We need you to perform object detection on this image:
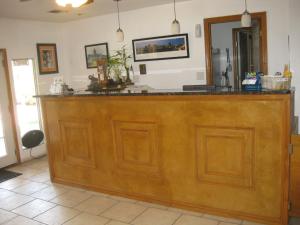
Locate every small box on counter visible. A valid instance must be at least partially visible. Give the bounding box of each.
[242,72,262,91]
[261,75,291,90]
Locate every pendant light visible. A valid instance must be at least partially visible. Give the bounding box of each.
[241,0,251,27]
[56,0,88,8]
[114,0,124,42]
[171,0,180,34]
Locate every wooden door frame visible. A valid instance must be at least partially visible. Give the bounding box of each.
[0,49,21,163]
[204,12,268,85]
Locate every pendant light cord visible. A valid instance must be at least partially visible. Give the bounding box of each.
[244,0,248,11]
[173,0,177,21]
[117,0,121,29]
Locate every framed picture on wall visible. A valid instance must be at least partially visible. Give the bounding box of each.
[37,43,59,75]
[85,43,109,69]
[132,33,190,62]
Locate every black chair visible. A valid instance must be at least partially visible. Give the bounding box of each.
[22,130,44,158]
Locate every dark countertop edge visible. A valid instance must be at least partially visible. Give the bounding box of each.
[35,89,292,98]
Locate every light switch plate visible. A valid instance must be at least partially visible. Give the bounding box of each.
[196,71,205,80]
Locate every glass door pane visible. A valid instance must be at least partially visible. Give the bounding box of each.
[11,59,42,137]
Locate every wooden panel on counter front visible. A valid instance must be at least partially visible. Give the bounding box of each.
[290,135,300,217]
[40,94,291,225]
[59,119,96,168]
[195,126,254,188]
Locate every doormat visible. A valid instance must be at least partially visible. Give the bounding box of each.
[0,169,22,183]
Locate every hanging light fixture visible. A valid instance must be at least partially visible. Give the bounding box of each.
[56,0,88,8]
[241,0,251,27]
[114,0,124,42]
[171,0,180,34]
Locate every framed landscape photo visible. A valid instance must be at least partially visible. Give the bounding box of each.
[37,43,59,75]
[85,43,109,69]
[132,33,189,62]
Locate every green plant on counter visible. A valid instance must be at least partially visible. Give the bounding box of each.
[107,55,122,82]
[115,45,132,71]
[107,45,133,83]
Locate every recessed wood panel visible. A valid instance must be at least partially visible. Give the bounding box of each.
[60,120,96,168]
[113,120,161,179]
[195,126,254,188]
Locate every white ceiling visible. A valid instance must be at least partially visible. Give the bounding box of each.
[0,0,189,23]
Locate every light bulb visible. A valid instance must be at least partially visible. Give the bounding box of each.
[116,28,124,42]
[56,0,88,8]
[171,20,180,34]
[241,11,251,27]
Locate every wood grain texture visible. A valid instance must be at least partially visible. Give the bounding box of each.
[195,126,254,188]
[59,119,96,168]
[290,135,300,217]
[40,94,291,225]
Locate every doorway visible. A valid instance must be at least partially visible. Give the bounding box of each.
[11,59,42,137]
[0,50,20,168]
[204,12,268,88]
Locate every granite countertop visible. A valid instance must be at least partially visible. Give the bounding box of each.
[36,86,292,98]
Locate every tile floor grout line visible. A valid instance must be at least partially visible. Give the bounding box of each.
[167,207,204,218]
[103,218,113,225]
[97,200,121,216]
[2,198,36,212]
[0,211,18,225]
[100,215,135,225]
[4,186,50,200]
[16,207,55,221]
[30,189,69,201]
[22,202,58,220]
[57,210,82,225]
[128,205,149,224]
[171,213,183,225]
[3,215,49,225]
[46,190,89,206]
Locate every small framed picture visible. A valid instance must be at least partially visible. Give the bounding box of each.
[85,43,109,69]
[37,43,59,75]
[132,34,190,62]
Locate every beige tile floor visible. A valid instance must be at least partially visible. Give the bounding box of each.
[0,157,298,225]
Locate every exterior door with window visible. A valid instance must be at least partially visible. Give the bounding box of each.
[0,51,17,168]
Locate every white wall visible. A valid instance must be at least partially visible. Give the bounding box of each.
[62,1,205,90]
[289,0,300,132]
[0,18,67,94]
[0,18,66,161]
[61,0,290,90]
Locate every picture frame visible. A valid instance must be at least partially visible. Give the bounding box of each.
[37,43,59,75]
[85,43,109,69]
[132,33,189,62]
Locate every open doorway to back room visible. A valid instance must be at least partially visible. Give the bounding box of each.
[11,59,43,140]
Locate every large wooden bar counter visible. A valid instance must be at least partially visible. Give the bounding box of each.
[38,89,292,225]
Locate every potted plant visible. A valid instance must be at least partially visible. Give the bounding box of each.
[107,55,123,84]
[114,45,133,84]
